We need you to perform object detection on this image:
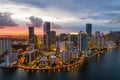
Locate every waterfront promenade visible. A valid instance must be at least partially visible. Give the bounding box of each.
[18,55,85,71]
[0,56,85,72]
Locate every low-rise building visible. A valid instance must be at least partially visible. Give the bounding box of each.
[40,56,48,66]
[50,55,57,66]
[60,51,70,63]
[60,50,80,64]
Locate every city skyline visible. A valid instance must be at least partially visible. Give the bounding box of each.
[0,0,120,35]
[0,1,120,80]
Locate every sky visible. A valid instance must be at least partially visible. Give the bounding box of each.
[0,0,120,35]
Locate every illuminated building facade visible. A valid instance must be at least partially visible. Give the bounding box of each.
[59,41,66,52]
[34,35,43,48]
[92,31,106,49]
[68,32,79,49]
[88,38,94,50]
[93,33,105,49]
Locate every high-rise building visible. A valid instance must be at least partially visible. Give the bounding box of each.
[93,31,105,49]
[51,31,56,44]
[51,31,56,51]
[29,27,35,51]
[108,31,120,45]
[86,23,92,37]
[43,22,51,49]
[93,37,105,49]
[34,35,43,48]
[56,37,60,52]
[60,33,68,42]
[93,37,100,49]
[66,41,74,51]
[79,32,88,53]
[93,31,101,49]
[0,38,12,55]
[59,41,66,52]
[68,32,79,49]
[29,27,34,44]
[88,38,94,50]
[95,31,100,38]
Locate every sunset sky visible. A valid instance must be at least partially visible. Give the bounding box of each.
[0,0,120,35]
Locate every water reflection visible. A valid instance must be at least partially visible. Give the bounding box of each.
[0,68,2,78]
[11,69,28,80]
[67,68,79,80]
[97,53,101,62]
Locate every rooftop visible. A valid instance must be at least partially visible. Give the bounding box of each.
[50,55,57,59]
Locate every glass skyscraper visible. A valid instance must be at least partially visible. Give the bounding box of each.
[43,22,51,49]
[86,23,92,37]
[51,31,56,44]
[29,27,35,50]
[79,32,88,53]
[29,27,34,44]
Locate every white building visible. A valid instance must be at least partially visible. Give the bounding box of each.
[50,55,57,65]
[40,56,47,66]
[0,38,12,55]
[28,49,37,62]
[5,55,10,66]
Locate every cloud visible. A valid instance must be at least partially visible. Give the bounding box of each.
[12,0,120,13]
[10,0,46,8]
[51,23,61,29]
[28,16,43,27]
[1,0,120,33]
[106,17,120,24]
[0,12,18,27]
[27,16,61,29]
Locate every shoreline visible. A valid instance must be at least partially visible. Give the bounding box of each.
[0,48,109,71]
[0,56,85,71]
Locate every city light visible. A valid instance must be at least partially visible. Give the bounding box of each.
[70,32,78,35]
